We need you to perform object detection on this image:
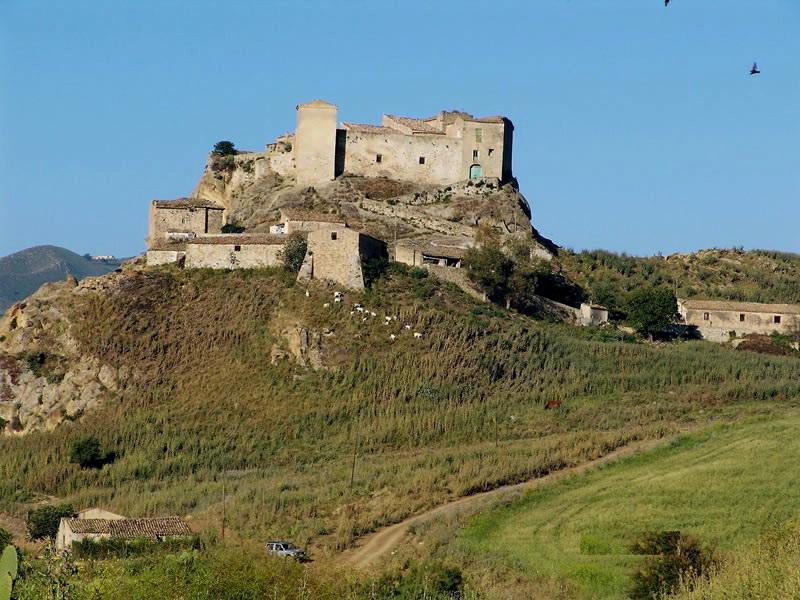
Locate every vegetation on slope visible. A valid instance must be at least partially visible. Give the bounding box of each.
[1,264,799,560]
[557,248,800,315]
[454,414,800,599]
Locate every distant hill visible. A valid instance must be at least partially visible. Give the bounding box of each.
[0,245,123,312]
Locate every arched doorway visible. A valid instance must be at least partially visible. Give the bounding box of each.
[469,164,482,179]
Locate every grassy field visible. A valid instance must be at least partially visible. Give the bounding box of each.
[456,413,800,599]
[1,265,800,560]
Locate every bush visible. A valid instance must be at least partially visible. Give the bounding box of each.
[464,244,513,303]
[626,287,678,339]
[221,223,245,234]
[629,530,717,599]
[279,233,307,273]
[211,140,236,156]
[0,528,11,551]
[68,435,109,469]
[73,535,201,559]
[27,504,75,540]
[369,561,464,598]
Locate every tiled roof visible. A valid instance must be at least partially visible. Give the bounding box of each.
[148,241,187,251]
[280,209,346,223]
[188,234,292,245]
[342,123,396,134]
[682,299,800,315]
[65,516,192,538]
[385,115,444,134]
[153,198,225,210]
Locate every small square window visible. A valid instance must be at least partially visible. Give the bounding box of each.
[331,231,337,240]
[376,154,382,163]
[739,314,745,322]
[774,315,781,324]
[475,128,482,142]
[419,156,425,165]
[473,149,479,160]
[488,148,494,156]
[703,312,709,321]
[234,245,241,252]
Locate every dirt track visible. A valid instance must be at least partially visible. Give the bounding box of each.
[341,436,672,570]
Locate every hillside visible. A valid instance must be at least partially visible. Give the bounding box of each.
[0,245,122,311]
[2,263,799,565]
[558,248,800,313]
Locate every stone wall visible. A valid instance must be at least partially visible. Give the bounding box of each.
[146,250,184,266]
[185,242,284,269]
[341,129,464,185]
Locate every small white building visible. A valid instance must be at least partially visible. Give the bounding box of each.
[579,303,609,326]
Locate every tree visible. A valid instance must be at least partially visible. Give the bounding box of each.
[626,287,678,339]
[221,222,245,234]
[212,140,236,156]
[464,245,513,303]
[27,504,75,540]
[279,233,308,273]
[68,435,104,469]
[0,528,11,551]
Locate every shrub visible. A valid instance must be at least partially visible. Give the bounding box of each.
[625,287,678,339]
[27,504,75,540]
[68,435,108,469]
[464,244,513,303]
[279,233,307,273]
[0,528,11,551]
[24,352,45,375]
[629,530,717,599]
[369,561,464,598]
[221,223,245,234]
[211,140,236,156]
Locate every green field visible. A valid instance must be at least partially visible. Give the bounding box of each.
[457,413,800,599]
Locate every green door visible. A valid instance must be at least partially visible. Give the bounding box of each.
[469,164,482,179]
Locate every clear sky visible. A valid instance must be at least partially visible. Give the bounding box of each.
[1,0,798,258]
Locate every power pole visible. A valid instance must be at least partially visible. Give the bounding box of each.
[350,430,358,490]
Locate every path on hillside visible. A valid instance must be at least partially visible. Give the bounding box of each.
[341,436,675,570]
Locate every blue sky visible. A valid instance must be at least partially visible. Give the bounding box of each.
[1,0,798,258]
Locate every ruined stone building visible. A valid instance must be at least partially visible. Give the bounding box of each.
[267,100,514,187]
[679,299,800,342]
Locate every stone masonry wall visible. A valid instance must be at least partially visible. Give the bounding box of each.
[185,243,284,269]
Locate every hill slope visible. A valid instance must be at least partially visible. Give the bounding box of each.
[0,245,122,311]
[1,264,799,559]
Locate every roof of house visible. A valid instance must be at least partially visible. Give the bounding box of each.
[396,238,470,259]
[280,209,346,223]
[681,299,800,315]
[152,198,225,210]
[341,123,396,134]
[65,516,192,538]
[147,241,187,252]
[384,115,444,135]
[187,234,293,246]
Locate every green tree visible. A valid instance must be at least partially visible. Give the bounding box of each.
[626,287,678,339]
[212,140,236,156]
[69,435,104,469]
[27,504,75,540]
[464,245,513,303]
[221,222,245,234]
[0,529,11,552]
[279,233,308,273]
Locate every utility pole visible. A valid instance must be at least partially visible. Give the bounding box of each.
[350,430,358,490]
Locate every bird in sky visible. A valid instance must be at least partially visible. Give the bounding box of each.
[665,0,670,6]
[750,62,761,75]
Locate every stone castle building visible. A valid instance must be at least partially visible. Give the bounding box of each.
[269,100,514,187]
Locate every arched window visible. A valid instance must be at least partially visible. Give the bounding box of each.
[469,164,482,179]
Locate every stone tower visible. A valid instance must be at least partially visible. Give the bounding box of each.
[295,99,337,188]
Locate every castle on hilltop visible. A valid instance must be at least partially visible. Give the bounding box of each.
[267,100,514,187]
[145,99,523,289]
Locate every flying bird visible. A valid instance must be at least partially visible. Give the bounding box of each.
[750,62,761,75]
[665,0,670,6]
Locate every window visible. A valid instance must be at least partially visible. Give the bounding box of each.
[740,314,745,322]
[234,245,241,252]
[419,156,425,165]
[488,148,494,156]
[330,231,337,240]
[774,315,781,324]
[473,149,479,160]
[475,128,482,142]
[703,312,709,321]
[376,154,382,163]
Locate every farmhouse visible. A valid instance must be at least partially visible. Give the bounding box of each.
[56,515,192,551]
[579,303,609,326]
[394,237,471,268]
[298,227,387,289]
[679,299,800,342]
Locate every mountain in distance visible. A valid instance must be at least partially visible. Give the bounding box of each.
[0,245,125,312]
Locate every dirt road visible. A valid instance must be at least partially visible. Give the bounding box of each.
[341,436,672,569]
